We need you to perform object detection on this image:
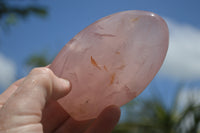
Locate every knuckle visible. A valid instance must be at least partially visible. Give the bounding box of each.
[29,67,54,88]
[31,67,53,77]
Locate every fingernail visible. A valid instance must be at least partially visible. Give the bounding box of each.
[61,79,71,91]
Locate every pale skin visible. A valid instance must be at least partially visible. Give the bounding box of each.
[0,67,121,133]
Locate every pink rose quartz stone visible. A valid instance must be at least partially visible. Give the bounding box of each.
[50,10,169,121]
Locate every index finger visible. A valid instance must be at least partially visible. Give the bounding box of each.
[0,78,24,109]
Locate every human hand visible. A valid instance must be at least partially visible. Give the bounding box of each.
[0,67,121,133]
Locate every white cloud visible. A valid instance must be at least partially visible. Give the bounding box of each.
[178,88,200,108]
[176,88,200,132]
[160,19,200,80]
[0,53,16,89]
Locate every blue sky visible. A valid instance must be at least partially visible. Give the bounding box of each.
[0,0,200,108]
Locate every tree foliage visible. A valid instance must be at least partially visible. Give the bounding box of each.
[0,0,47,30]
[26,53,50,67]
[113,87,200,133]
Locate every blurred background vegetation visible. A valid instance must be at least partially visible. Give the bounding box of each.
[113,89,200,133]
[1,1,200,133]
[0,0,47,32]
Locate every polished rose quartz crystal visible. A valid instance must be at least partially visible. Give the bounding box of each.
[50,10,169,121]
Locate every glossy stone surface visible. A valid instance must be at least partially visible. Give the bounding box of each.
[50,10,169,121]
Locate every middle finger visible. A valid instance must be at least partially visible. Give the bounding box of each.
[42,100,70,133]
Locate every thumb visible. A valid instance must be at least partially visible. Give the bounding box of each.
[0,67,71,131]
